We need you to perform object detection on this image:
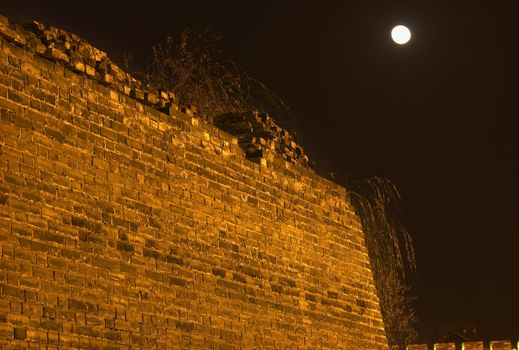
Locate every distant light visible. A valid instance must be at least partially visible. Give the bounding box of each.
[391,25,411,45]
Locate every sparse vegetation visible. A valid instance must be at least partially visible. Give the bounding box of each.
[142,28,300,141]
[347,177,418,348]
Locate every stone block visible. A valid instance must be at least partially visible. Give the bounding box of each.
[490,341,512,350]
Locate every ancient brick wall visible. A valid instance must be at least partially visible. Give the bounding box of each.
[0,16,387,349]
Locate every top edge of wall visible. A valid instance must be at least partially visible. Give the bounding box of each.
[0,14,331,178]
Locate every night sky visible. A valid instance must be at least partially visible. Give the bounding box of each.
[3,0,519,343]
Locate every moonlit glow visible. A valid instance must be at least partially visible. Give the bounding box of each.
[391,25,411,45]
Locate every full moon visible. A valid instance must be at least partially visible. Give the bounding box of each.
[391,25,411,45]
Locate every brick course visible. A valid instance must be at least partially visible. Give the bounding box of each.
[400,340,517,350]
[0,15,387,349]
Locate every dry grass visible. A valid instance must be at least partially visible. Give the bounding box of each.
[347,177,418,347]
[143,28,301,143]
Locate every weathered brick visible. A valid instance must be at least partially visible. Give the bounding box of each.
[142,247,163,261]
[68,298,87,312]
[212,268,226,278]
[166,255,183,266]
[44,231,66,245]
[1,284,25,300]
[103,329,121,342]
[18,237,48,252]
[176,321,194,332]
[73,324,101,338]
[0,16,389,350]
[232,273,246,284]
[8,90,29,105]
[13,327,26,340]
[12,115,32,129]
[44,127,65,142]
[116,240,134,253]
[4,174,24,186]
[40,318,62,332]
[168,276,187,287]
[0,323,11,340]
[71,216,89,228]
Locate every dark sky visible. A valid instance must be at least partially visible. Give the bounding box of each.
[3,0,519,343]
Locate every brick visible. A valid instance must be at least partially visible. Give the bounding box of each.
[19,277,40,290]
[212,268,226,278]
[13,327,26,340]
[4,174,24,186]
[59,333,79,347]
[142,247,164,261]
[166,255,183,266]
[68,299,88,312]
[45,47,69,63]
[490,341,512,350]
[47,331,59,345]
[100,126,118,141]
[85,64,96,77]
[74,61,85,72]
[168,276,186,287]
[18,238,49,252]
[116,240,134,253]
[0,259,19,272]
[41,206,60,219]
[7,90,29,105]
[175,321,194,332]
[43,306,56,319]
[44,127,65,142]
[71,216,89,228]
[73,324,101,338]
[60,248,80,260]
[103,330,121,342]
[232,273,246,284]
[0,323,11,339]
[113,320,132,332]
[40,318,62,332]
[1,284,25,300]
[12,114,32,129]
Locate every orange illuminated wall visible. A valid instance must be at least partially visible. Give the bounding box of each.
[0,15,387,349]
